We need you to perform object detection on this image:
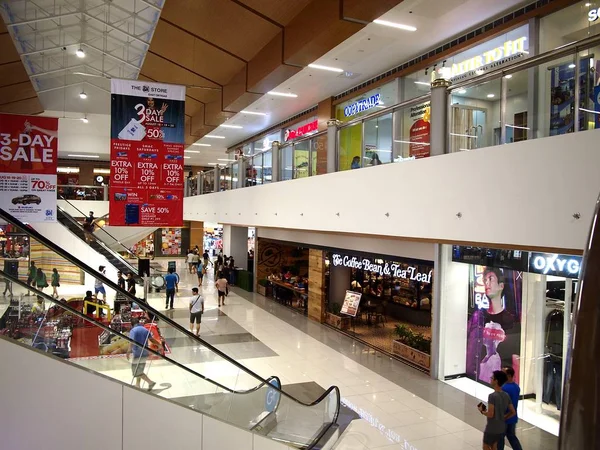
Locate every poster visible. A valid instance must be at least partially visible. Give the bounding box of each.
[408,102,431,158]
[341,290,362,317]
[549,58,591,135]
[0,114,58,223]
[466,266,522,384]
[109,79,185,226]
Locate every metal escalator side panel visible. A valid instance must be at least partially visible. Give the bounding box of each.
[559,195,600,449]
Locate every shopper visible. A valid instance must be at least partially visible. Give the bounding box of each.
[478,370,516,450]
[164,268,179,309]
[2,275,12,297]
[32,295,45,314]
[370,153,382,166]
[187,249,195,274]
[83,211,96,243]
[351,156,361,169]
[127,317,163,391]
[84,290,96,315]
[196,259,205,286]
[114,271,127,313]
[51,268,60,298]
[94,266,107,301]
[215,272,228,307]
[203,249,209,261]
[191,251,199,273]
[189,287,204,336]
[27,261,37,292]
[126,273,136,297]
[35,267,49,292]
[498,367,523,450]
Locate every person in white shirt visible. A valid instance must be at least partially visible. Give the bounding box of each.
[189,287,204,336]
[186,250,195,274]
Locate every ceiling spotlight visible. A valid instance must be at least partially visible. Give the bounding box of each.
[373,19,417,32]
[240,110,267,116]
[585,2,592,6]
[76,47,85,58]
[81,116,88,124]
[220,124,243,129]
[268,91,298,98]
[504,74,513,79]
[487,94,495,98]
[308,63,344,73]
[568,63,576,69]
[79,91,87,99]
[457,89,467,94]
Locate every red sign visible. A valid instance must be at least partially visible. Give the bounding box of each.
[284,119,318,141]
[109,79,185,227]
[409,118,430,159]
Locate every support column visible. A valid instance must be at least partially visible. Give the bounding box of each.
[222,225,248,270]
[429,78,451,156]
[189,221,204,250]
[326,119,339,173]
[214,167,220,192]
[198,173,204,195]
[308,249,326,323]
[271,140,280,183]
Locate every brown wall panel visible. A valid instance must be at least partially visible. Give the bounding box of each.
[0,62,29,86]
[0,81,37,105]
[193,38,246,86]
[237,0,313,26]
[150,20,195,69]
[0,34,20,65]
[222,68,248,110]
[0,97,43,115]
[247,33,302,93]
[317,97,333,131]
[342,0,404,22]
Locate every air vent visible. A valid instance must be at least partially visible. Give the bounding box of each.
[334,0,555,101]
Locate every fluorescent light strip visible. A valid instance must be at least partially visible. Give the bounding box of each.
[373,19,417,31]
[580,107,600,115]
[268,91,298,98]
[217,159,236,162]
[394,140,431,145]
[308,63,344,73]
[414,81,430,86]
[240,111,267,116]
[450,133,477,138]
[220,124,243,129]
[505,124,530,130]
[184,156,191,159]
[192,143,211,147]
[185,150,200,153]
[205,135,226,139]
[68,154,99,158]
[208,163,219,165]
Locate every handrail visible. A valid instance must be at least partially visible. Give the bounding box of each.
[0,207,341,413]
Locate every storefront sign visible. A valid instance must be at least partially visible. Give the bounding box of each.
[284,119,318,141]
[331,253,432,283]
[109,79,185,226]
[529,252,582,278]
[589,8,600,22]
[0,114,58,222]
[343,93,381,117]
[408,102,431,158]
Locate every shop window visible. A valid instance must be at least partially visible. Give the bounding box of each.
[311,138,318,176]
[577,49,600,132]
[231,162,239,189]
[254,153,263,185]
[293,140,310,178]
[338,123,362,171]
[504,69,530,143]
[280,144,293,181]
[263,150,272,184]
[364,113,393,166]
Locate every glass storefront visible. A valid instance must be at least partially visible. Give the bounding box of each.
[439,245,581,437]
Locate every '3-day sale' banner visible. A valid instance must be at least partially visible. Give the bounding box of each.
[0,114,58,223]
[109,79,185,226]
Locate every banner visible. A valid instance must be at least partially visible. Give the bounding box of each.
[408,102,431,159]
[109,79,185,226]
[0,114,58,222]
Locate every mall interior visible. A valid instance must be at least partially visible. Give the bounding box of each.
[1,0,600,449]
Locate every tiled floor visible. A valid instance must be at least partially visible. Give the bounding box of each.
[2,258,559,449]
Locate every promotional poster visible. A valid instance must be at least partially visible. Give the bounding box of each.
[109,79,185,226]
[466,265,523,384]
[0,113,58,223]
[408,102,431,158]
[549,58,592,135]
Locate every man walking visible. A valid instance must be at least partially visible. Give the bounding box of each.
[189,287,204,336]
[499,367,523,450]
[164,267,179,309]
[479,370,516,450]
[127,317,163,390]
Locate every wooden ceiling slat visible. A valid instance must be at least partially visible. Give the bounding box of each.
[235,0,313,26]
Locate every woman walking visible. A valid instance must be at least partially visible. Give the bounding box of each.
[35,267,49,293]
[51,268,60,298]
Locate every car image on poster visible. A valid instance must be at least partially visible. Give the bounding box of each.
[109,79,185,227]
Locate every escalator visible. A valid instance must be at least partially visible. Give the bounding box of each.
[55,200,139,277]
[0,208,340,449]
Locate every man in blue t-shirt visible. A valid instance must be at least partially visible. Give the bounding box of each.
[164,268,179,310]
[127,317,163,390]
[499,366,523,450]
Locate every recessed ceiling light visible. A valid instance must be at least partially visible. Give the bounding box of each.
[373,19,417,32]
[585,2,592,6]
[81,116,88,123]
[184,156,191,159]
[268,91,298,98]
[217,158,236,162]
[475,69,485,75]
[220,124,243,129]
[76,47,85,58]
[308,63,344,73]
[457,89,467,94]
[240,110,267,116]
[205,135,226,139]
[568,63,576,69]
[68,154,99,158]
[185,150,200,153]
[487,94,495,98]
[504,74,513,79]
[192,143,211,147]
[414,81,430,86]
[79,91,87,99]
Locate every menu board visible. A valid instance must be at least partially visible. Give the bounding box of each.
[341,290,362,317]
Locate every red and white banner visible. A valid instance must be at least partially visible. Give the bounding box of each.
[409,102,431,159]
[0,114,58,222]
[284,119,318,142]
[109,79,186,226]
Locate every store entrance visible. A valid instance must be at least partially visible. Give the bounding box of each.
[450,105,488,152]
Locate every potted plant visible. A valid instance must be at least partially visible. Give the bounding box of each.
[325,302,351,331]
[257,279,272,297]
[392,324,431,371]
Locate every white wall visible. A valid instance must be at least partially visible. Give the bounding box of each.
[0,338,293,450]
[44,111,111,158]
[223,225,249,270]
[257,228,434,262]
[185,129,600,252]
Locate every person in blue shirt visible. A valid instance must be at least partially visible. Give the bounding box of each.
[127,317,163,390]
[196,259,205,286]
[164,268,179,310]
[350,156,361,169]
[499,366,523,450]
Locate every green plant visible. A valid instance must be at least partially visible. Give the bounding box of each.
[411,332,432,354]
[394,324,413,344]
[258,279,269,287]
[394,324,431,354]
[329,302,342,315]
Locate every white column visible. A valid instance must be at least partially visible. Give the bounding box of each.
[271,140,280,183]
[222,225,248,270]
[430,78,451,156]
[326,119,339,173]
[214,167,220,192]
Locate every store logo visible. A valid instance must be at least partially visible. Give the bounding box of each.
[529,252,581,278]
[284,119,318,141]
[331,253,432,283]
[343,93,381,117]
[589,8,600,22]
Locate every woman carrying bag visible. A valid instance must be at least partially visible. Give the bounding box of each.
[51,268,60,298]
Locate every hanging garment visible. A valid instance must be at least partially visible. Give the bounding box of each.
[542,308,564,409]
[543,359,562,410]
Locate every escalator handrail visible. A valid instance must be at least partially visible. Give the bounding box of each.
[57,196,136,258]
[0,270,283,398]
[56,205,139,275]
[0,208,341,414]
